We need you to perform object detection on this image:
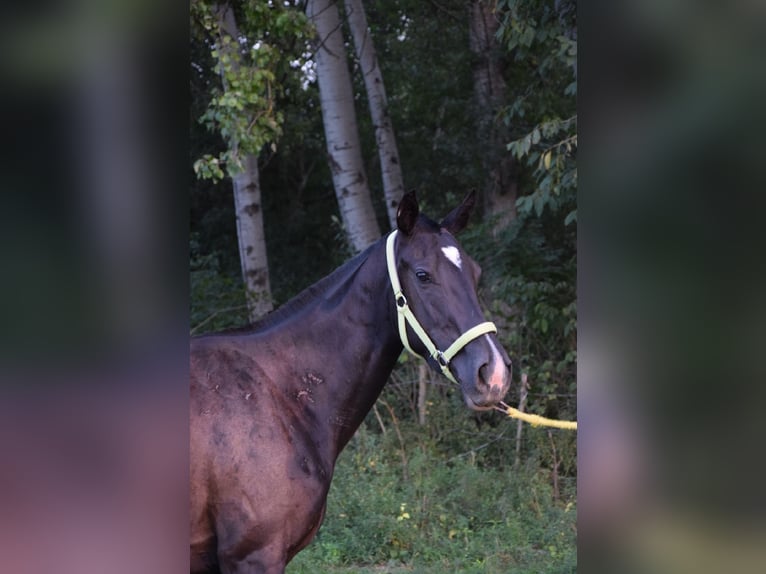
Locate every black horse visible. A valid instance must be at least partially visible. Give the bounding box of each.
[190,191,511,573]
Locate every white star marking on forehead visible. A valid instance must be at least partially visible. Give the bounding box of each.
[441,246,462,269]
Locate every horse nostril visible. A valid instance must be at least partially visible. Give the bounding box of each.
[479,361,507,395]
[478,363,489,386]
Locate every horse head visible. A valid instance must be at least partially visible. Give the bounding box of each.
[388,191,512,410]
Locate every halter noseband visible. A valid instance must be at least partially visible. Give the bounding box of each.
[385,230,498,385]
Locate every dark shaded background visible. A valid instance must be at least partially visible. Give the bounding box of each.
[579,1,766,571]
[0,2,190,573]
[0,1,764,572]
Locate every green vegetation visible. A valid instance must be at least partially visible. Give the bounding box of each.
[288,419,575,574]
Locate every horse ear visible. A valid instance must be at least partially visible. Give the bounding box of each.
[440,190,476,234]
[396,190,419,235]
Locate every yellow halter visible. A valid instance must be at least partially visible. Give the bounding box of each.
[385,230,497,384]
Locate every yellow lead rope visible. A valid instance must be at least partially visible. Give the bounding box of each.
[497,402,578,430]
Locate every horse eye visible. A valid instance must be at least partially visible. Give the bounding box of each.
[416,270,431,283]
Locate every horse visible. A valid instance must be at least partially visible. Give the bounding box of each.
[190,191,512,573]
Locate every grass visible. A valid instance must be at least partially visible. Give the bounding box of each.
[287,424,576,574]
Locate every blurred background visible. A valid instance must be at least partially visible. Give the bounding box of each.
[580,0,766,572]
[0,1,189,573]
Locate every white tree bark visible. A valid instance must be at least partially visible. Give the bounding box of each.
[307,0,381,252]
[215,3,273,321]
[231,154,272,321]
[344,0,404,230]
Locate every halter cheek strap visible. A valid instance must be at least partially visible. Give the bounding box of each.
[385,230,498,385]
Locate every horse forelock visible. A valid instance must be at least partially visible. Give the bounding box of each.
[416,214,441,233]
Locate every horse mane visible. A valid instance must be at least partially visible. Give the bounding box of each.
[211,219,446,337]
[245,239,380,333]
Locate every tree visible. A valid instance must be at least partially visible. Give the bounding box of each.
[469,0,518,227]
[346,1,484,220]
[307,0,381,253]
[192,1,310,322]
[344,0,404,230]
[193,3,272,321]
[213,3,273,322]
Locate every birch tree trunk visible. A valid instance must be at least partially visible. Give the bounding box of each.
[469,0,517,228]
[214,3,273,321]
[307,0,381,252]
[344,0,404,230]
[231,154,272,320]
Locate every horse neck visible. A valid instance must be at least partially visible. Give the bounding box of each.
[272,237,403,454]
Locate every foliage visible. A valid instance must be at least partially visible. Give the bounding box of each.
[507,115,577,222]
[191,0,311,180]
[490,0,577,439]
[190,0,329,325]
[478,0,577,454]
[190,232,249,333]
[496,0,577,223]
[288,423,576,574]
[462,213,577,440]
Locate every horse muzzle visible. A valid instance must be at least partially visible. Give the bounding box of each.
[460,339,512,411]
